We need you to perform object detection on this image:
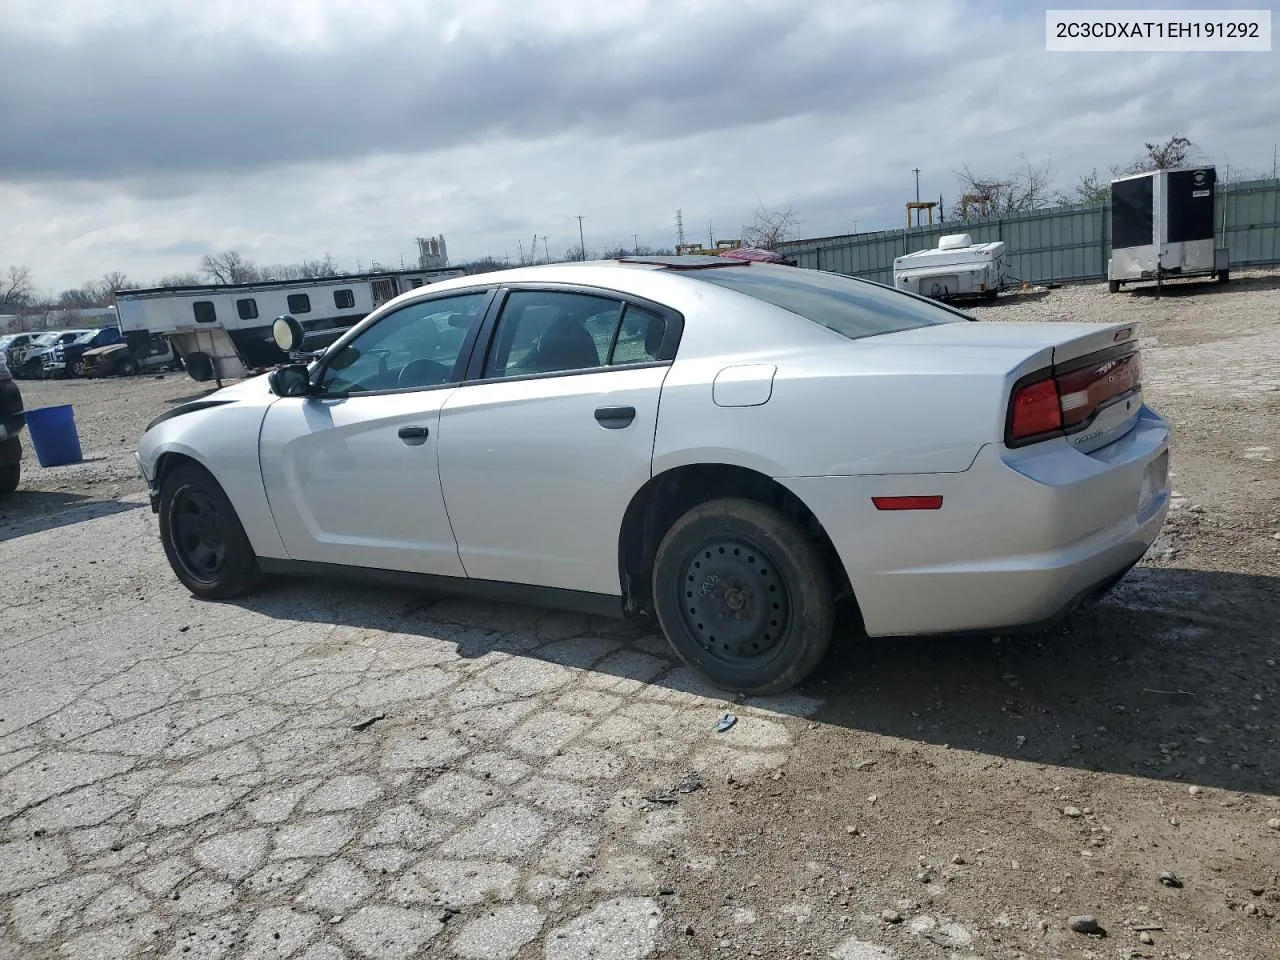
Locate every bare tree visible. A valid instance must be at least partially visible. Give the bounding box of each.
[457,257,508,276]
[1056,168,1110,207]
[57,285,101,307]
[98,271,132,302]
[954,156,1055,220]
[0,266,34,310]
[1114,135,1202,175]
[200,250,261,284]
[740,204,799,250]
[154,272,204,287]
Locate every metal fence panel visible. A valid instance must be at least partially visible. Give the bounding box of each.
[780,178,1280,284]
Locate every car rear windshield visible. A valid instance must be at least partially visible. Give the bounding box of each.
[689,265,967,340]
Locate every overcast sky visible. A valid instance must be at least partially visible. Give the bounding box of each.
[1,0,1276,294]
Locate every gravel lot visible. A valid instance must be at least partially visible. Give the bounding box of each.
[1,272,1277,959]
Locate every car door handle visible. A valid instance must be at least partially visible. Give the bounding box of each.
[397,425,430,444]
[594,405,636,429]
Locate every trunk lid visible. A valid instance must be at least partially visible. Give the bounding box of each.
[872,319,1144,454]
[873,319,1138,370]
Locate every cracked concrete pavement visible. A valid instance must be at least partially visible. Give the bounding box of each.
[0,501,821,959]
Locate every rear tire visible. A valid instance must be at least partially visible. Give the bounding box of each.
[0,441,20,496]
[1217,269,1229,284]
[651,497,834,695]
[159,462,261,600]
[1108,280,1121,293]
[120,356,138,376]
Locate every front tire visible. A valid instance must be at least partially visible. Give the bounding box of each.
[71,359,87,377]
[159,462,261,600]
[651,498,834,695]
[1108,280,1121,293]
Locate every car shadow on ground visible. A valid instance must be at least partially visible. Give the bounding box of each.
[1127,273,1280,298]
[970,288,1055,309]
[0,492,141,541]
[233,564,1278,797]
[817,565,1279,797]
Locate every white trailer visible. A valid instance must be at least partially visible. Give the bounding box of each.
[892,234,1006,301]
[1107,166,1228,292]
[115,268,464,384]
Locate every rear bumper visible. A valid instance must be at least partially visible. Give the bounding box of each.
[781,406,1170,637]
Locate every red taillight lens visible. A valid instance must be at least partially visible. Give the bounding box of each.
[1009,378,1062,442]
[1056,351,1141,428]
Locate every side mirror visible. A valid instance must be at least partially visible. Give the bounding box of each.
[268,363,313,398]
[272,315,306,354]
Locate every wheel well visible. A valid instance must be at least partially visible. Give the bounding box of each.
[618,463,855,618]
[153,451,202,489]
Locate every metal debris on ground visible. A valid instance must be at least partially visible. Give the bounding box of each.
[350,713,386,731]
[1158,871,1183,888]
[716,712,738,733]
[643,771,704,805]
[641,790,679,805]
[676,772,703,794]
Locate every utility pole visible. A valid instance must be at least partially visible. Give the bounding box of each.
[912,167,921,202]
[675,209,686,248]
[543,236,551,263]
[576,216,586,261]
[633,234,639,255]
[708,221,714,247]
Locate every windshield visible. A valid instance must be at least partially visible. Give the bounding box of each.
[688,264,969,341]
[73,331,96,344]
[0,335,14,350]
[35,333,61,345]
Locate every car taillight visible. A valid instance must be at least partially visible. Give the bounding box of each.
[1057,352,1141,428]
[1007,349,1141,447]
[1009,378,1062,442]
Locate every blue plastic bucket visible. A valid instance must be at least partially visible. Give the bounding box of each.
[25,404,83,468]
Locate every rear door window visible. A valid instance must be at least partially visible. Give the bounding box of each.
[689,265,966,341]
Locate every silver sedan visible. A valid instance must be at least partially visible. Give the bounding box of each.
[137,258,1170,694]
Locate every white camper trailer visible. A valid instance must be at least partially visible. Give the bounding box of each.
[892,234,1006,301]
[1107,166,1229,292]
[115,268,463,384]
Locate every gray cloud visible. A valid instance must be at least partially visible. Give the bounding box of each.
[0,5,953,180]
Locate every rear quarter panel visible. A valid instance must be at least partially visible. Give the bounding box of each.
[652,341,1038,478]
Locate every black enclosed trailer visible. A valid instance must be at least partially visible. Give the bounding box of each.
[1107,166,1229,292]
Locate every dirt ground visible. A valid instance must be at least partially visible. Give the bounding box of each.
[1,272,1277,960]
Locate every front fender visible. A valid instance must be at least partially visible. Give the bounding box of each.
[138,390,287,559]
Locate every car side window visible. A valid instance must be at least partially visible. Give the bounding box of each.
[608,304,667,365]
[319,291,489,394]
[483,290,632,379]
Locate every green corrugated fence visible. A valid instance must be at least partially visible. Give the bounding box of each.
[777,177,1280,285]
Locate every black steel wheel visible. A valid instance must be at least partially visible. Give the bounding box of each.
[159,462,261,599]
[652,498,834,695]
[678,537,791,666]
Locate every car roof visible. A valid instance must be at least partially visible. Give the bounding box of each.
[366,259,848,362]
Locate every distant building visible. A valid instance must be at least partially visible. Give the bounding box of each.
[417,235,449,269]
